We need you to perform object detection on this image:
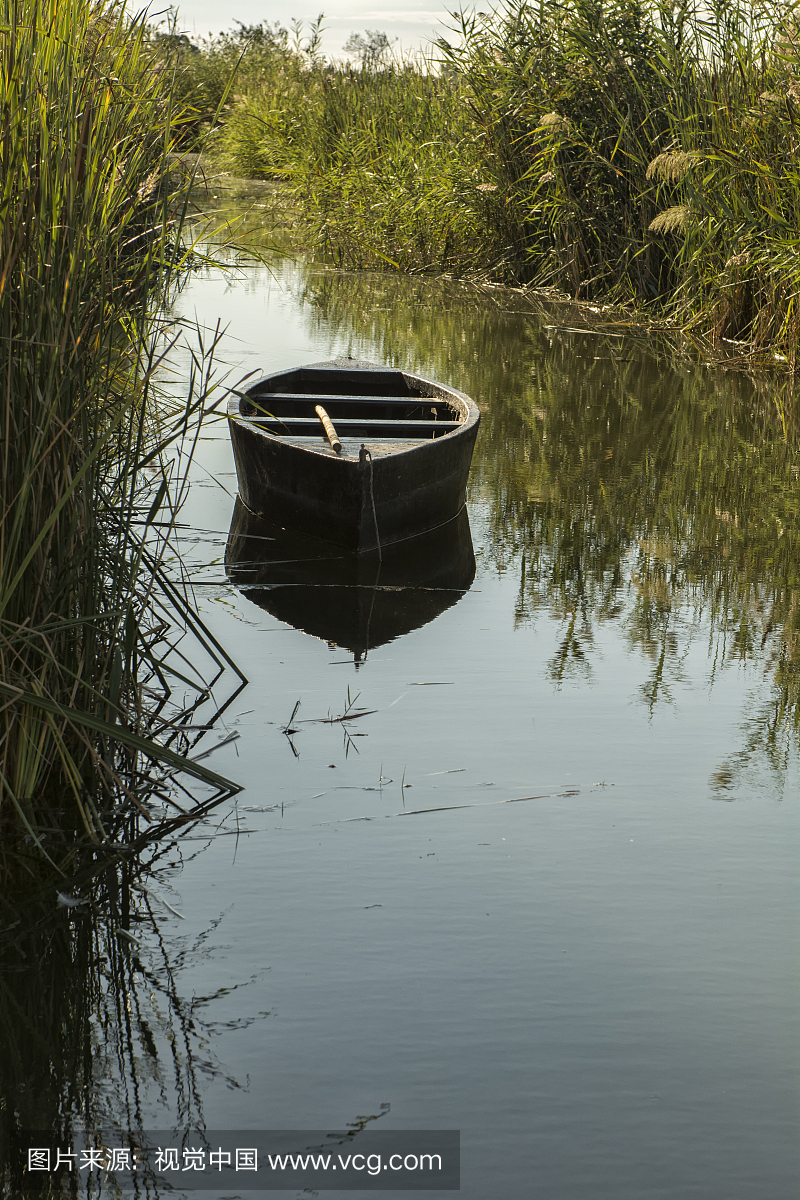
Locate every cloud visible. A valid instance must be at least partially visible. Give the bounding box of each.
[360,9,448,18]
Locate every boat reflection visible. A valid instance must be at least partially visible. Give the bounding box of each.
[225,498,476,661]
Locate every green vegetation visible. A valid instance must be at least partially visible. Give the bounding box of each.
[0,0,239,884]
[177,0,800,357]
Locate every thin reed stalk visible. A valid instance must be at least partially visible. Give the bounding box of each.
[0,0,239,875]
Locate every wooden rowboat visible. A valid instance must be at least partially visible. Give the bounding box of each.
[227,357,480,553]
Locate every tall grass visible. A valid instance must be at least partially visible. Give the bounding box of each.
[439,0,800,344]
[194,0,800,354]
[0,0,238,876]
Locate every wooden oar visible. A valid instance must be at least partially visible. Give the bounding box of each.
[315,404,342,454]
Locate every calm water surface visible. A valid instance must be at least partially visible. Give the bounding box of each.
[22,230,800,1197]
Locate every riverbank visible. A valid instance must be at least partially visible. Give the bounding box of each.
[171,0,800,365]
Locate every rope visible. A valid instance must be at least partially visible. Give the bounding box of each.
[360,444,382,562]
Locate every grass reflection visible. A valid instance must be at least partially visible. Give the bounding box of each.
[0,832,260,1195]
[288,267,800,790]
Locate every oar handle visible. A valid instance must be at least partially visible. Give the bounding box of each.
[315,404,342,454]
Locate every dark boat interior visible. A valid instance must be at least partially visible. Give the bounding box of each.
[240,365,464,442]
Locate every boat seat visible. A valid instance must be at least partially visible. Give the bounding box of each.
[280,437,431,459]
[244,416,461,438]
[243,393,457,420]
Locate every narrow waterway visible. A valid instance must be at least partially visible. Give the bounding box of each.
[13,225,800,1198]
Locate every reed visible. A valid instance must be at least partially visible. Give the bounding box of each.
[437,0,800,339]
[192,0,800,353]
[205,39,486,272]
[0,0,237,875]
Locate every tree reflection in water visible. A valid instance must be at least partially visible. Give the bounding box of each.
[292,268,799,793]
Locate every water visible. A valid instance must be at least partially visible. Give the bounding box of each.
[6,228,800,1197]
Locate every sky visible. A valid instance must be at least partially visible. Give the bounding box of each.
[164,0,456,61]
